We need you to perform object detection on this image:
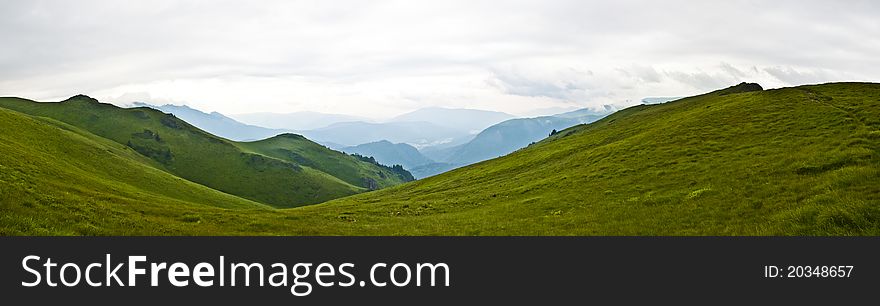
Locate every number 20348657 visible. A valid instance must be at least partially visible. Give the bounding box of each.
[764,265,853,278]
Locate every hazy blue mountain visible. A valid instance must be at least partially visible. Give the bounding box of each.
[641,97,683,105]
[389,107,515,133]
[131,102,287,141]
[419,144,462,163]
[444,116,593,165]
[341,140,435,170]
[317,141,348,150]
[427,106,614,171]
[409,162,460,179]
[301,121,473,149]
[230,111,368,130]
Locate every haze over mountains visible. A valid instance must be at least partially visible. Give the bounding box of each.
[132,102,289,141]
[442,112,607,165]
[230,111,367,131]
[301,120,469,150]
[237,107,516,151]
[126,101,621,179]
[415,105,616,177]
[389,107,515,134]
[341,141,434,170]
[322,104,618,178]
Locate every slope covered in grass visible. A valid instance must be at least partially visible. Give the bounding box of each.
[0,107,273,235]
[302,82,880,235]
[0,96,409,208]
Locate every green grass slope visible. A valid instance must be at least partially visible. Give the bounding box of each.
[0,96,408,208]
[0,107,273,235]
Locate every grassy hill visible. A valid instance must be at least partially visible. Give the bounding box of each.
[0,107,275,235]
[0,96,410,208]
[1,83,877,235]
[310,82,878,235]
[238,134,413,189]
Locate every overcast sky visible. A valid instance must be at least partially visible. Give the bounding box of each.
[1,0,878,118]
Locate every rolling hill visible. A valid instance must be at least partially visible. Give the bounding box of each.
[0,106,272,235]
[1,82,878,235]
[309,82,879,235]
[0,96,410,208]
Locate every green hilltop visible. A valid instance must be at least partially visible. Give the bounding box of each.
[1,82,878,235]
[0,96,411,208]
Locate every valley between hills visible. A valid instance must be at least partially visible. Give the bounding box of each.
[1,82,878,235]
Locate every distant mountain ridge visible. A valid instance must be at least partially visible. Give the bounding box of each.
[230,111,368,131]
[341,140,435,170]
[132,102,288,141]
[231,107,516,151]
[445,114,604,165]
[414,106,615,177]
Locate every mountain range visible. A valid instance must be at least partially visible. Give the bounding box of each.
[232,107,515,151]
[300,120,470,149]
[126,102,536,178]
[2,82,878,235]
[131,102,618,179]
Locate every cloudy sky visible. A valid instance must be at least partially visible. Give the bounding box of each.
[1,0,878,118]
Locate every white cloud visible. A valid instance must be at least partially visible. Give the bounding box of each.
[763,66,846,86]
[1,0,878,118]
